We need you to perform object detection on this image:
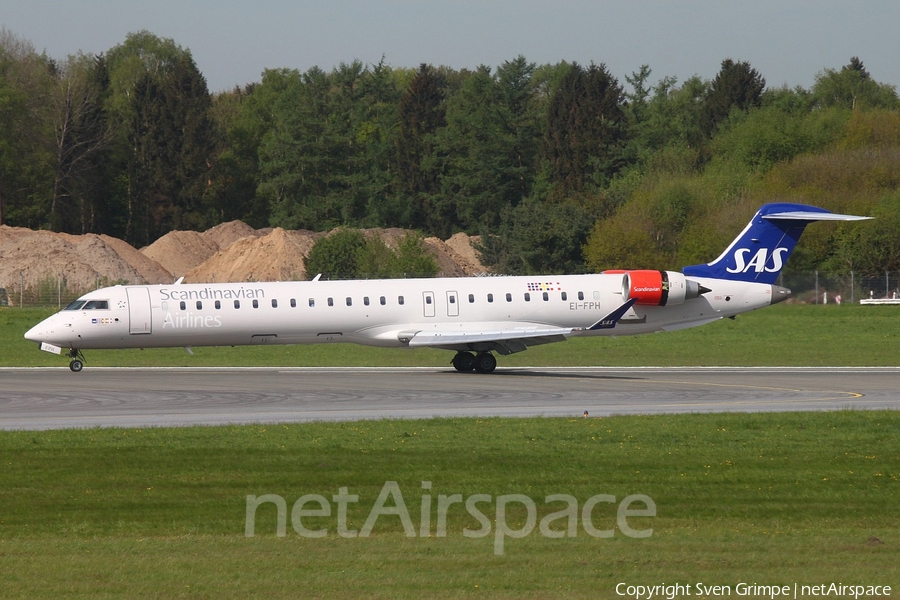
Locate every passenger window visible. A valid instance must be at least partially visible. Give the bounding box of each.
[425,296,432,305]
[561,292,567,301]
[593,291,600,300]
[380,296,386,306]
[468,294,475,303]
[542,292,549,301]
[180,301,186,310]
[272,299,278,308]
[161,301,169,312]
[506,293,512,302]
[398,296,405,305]
[346,297,352,306]
[234,300,240,309]
[524,293,531,302]
[309,298,315,307]
[449,295,455,304]
[487,293,493,303]
[328,298,334,307]
[578,291,584,301]
[364,297,370,306]
[196,300,202,310]
[252,299,259,309]
[215,300,221,309]
[290,299,297,308]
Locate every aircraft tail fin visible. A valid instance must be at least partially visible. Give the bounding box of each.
[682,203,870,284]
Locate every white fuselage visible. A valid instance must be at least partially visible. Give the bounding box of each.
[25,273,775,352]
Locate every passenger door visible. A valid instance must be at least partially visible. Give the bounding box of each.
[126,287,152,334]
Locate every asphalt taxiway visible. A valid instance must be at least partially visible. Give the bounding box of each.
[0,367,897,430]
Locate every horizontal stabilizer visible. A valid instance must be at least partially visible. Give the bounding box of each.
[762,211,872,222]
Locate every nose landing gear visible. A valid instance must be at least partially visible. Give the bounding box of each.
[67,349,85,372]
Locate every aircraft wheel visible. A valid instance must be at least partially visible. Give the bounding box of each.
[69,360,84,372]
[473,352,497,374]
[452,352,476,372]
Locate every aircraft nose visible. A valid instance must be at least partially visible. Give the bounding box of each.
[24,322,46,343]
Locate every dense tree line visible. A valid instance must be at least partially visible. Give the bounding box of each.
[2,28,899,276]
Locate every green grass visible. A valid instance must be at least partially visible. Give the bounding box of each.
[3,305,898,596]
[3,303,900,367]
[1,413,898,598]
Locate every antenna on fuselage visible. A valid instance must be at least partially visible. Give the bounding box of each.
[173,276,184,285]
[312,274,322,282]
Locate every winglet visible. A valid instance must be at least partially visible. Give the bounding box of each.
[588,298,638,330]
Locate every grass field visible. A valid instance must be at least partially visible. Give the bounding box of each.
[3,302,900,367]
[2,304,899,597]
[1,413,898,598]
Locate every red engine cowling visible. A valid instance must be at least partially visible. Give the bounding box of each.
[621,270,696,306]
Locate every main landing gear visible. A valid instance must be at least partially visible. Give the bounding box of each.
[451,351,497,374]
[67,348,85,372]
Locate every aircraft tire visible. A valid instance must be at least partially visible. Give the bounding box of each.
[69,360,83,372]
[452,352,476,372]
[473,352,497,374]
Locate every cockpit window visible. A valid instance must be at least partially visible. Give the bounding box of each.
[64,300,86,310]
[82,300,109,310]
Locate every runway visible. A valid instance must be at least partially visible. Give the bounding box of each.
[0,366,897,430]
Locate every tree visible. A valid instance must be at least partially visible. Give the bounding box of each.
[107,31,214,245]
[478,198,593,274]
[0,28,55,228]
[543,62,628,194]
[374,233,439,277]
[701,59,766,137]
[305,229,368,279]
[331,60,401,228]
[259,66,351,230]
[390,64,446,230]
[206,84,269,228]
[48,53,114,233]
[812,57,899,110]
[306,229,438,279]
[432,60,539,236]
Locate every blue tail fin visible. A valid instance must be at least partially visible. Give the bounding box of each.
[682,203,869,284]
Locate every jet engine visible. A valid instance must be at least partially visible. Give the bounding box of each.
[620,270,705,306]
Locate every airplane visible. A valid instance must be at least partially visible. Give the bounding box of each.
[24,202,869,373]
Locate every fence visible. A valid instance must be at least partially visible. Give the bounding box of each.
[0,274,139,309]
[779,272,900,304]
[2,271,900,308]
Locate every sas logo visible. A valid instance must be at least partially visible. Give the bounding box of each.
[726,247,788,274]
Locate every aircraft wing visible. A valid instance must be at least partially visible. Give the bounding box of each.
[404,299,637,355]
[407,327,574,354]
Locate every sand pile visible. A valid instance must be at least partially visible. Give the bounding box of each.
[142,230,220,278]
[183,228,321,283]
[1,219,489,301]
[444,232,487,274]
[202,220,263,250]
[141,220,267,278]
[0,225,172,294]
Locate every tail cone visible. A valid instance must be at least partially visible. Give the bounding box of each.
[771,286,791,305]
